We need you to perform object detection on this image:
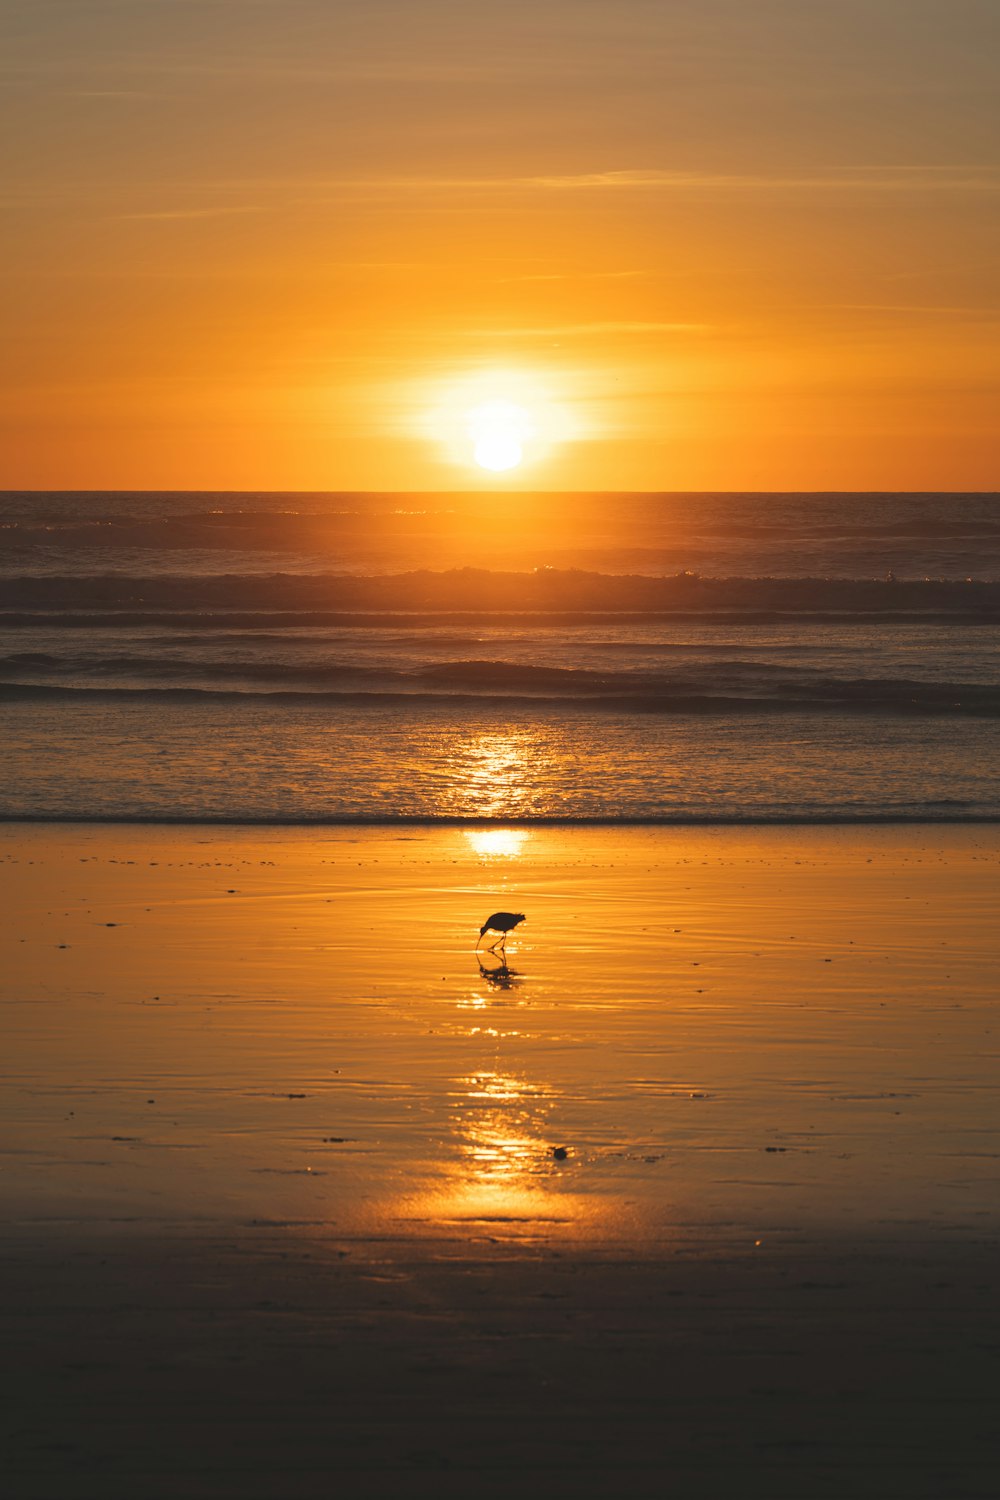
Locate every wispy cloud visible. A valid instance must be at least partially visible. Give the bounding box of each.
[370,166,1000,194]
[66,89,157,99]
[115,206,266,220]
[464,321,709,338]
[495,269,647,284]
[434,167,1000,193]
[819,302,1000,316]
[13,165,1000,213]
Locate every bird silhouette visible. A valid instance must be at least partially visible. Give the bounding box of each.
[476,911,525,953]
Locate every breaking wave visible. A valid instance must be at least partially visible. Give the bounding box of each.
[2,569,1000,616]
[2,673,998,715]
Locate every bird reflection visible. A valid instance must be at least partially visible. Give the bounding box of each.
[477,952,523,990]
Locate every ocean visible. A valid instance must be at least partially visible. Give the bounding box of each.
[2,490,998,822]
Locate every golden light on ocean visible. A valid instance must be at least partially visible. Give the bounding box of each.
[449,729,540,818]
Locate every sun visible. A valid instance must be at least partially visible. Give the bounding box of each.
[467,400,532,472]
[417,368,581,477]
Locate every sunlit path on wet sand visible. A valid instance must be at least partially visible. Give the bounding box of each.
[2,824,997,1245]
[1,825,998,1497]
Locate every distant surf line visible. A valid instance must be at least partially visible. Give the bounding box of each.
[0,811,993,827]
[3,682,999,716]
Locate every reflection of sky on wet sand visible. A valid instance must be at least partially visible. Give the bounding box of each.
[4,825,999,1250]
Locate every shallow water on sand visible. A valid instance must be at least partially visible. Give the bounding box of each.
[4,699,1000,821]
[3,825,997,1249]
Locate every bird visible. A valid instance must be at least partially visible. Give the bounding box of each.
[476,911,525,952]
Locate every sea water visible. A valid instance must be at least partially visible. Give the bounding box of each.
[2,491,998,821]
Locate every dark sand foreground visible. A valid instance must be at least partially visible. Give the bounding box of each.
[1,825,998,1498]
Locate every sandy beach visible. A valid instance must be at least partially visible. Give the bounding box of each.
[2,823,999,1497]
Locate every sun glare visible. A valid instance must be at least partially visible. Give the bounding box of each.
[467,400,531,472]
[418,369,580,477]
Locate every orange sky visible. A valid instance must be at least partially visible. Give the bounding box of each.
[2,0,999,490]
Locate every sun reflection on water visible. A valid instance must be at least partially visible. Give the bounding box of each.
[447,730,549,818]
[465,828,531,859]
[456,1071,550,1179]
[393,948,608,1237]
[401,1049,604,1234]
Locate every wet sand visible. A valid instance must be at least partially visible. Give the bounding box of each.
[2,824,999,1497]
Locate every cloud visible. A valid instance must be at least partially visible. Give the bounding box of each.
[369,166,1000,194]
[820,303,1000,317]
[65,89,158,99]
[14,165,999,221]
[464,321,709,337]
[495,269,647,284]
[115,206,266,220]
